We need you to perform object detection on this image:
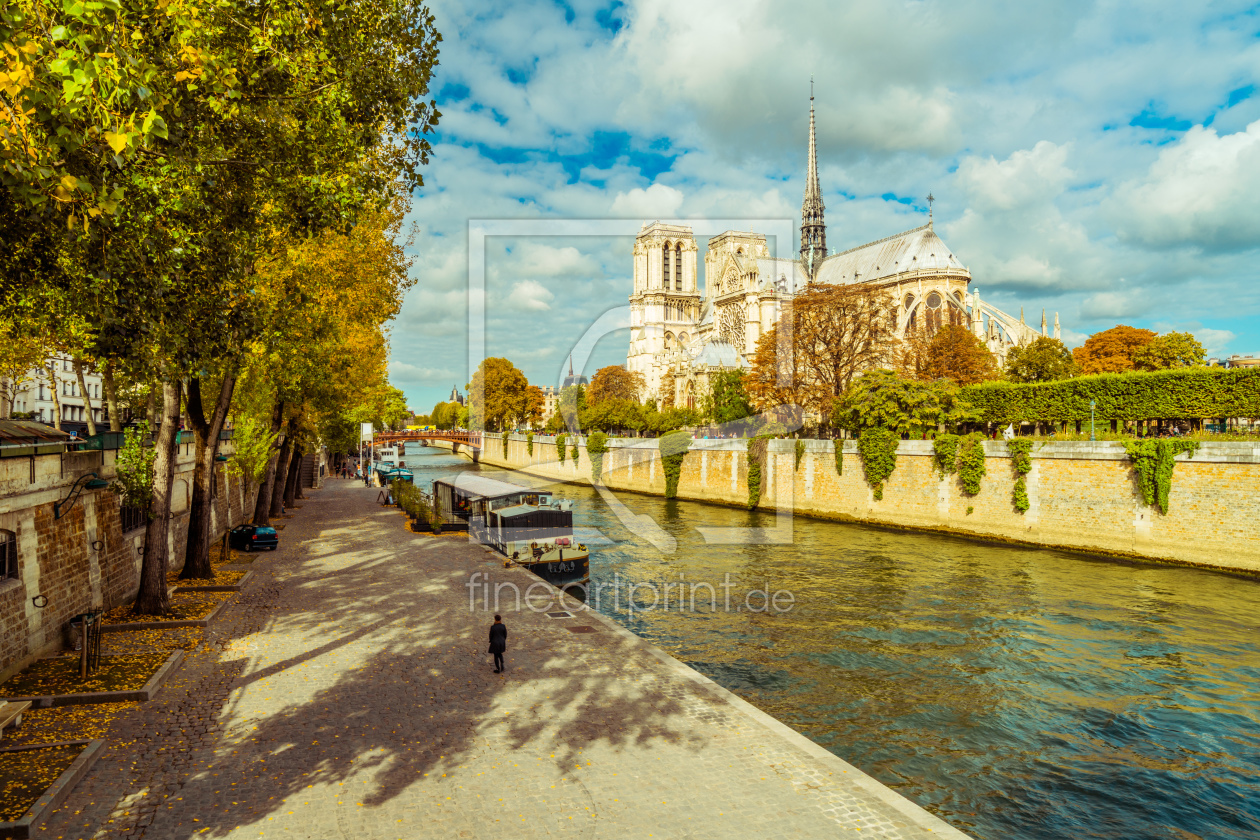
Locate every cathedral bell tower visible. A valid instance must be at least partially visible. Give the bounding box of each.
[800,84,826,277]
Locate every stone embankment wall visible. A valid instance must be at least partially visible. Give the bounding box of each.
[0,440,256,678]
[433,435,1260,575]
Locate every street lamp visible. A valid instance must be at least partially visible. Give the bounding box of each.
[1090,399,1096,442]
[54,472,109,520]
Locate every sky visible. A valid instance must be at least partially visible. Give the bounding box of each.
[390,0,1260,414]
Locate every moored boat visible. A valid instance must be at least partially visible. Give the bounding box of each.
[432,475,590,591]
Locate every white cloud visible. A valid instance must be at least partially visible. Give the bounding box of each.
[504,279,555,311]
[1193,327,1236,356]
[1111,120,1260,251]
[610,184,685,218]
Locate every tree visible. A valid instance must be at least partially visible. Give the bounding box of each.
[1004,337,1079,383]
[1072,325,1156,374]
[704,370,755,425]
[468,358,529,431]
[587,366,644,405]
[747,282,897,425]
[921,324,999,385]
[1133,332,1206,370]
[832,369,975,437]
[521,385,545,428]
[0,319,46,419]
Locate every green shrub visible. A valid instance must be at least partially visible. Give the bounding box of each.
[1008,438,1034,513]
[794,439,805,471]
[570,440,580,465]
[1123,439,1200,514]
[526,432,534,457]
[746,435,771,509]
[833,439,843,476]
[556,433,567,464]
[587,432,608,483]
[502,433,509,459]
[659,431,691,499]
[112,422,156,508]
[857,427,898,500]
[959,367,1260,424]
[957,433,987,496]
[932,433,960,479]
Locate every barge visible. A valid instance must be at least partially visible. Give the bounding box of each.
[432,475,589,592]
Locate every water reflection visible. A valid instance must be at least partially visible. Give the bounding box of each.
[402,446,1260,840]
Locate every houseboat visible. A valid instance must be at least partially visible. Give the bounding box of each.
[432,475,589,591]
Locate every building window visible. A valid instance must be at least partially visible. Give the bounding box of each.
[662,243,671,290]
[0,530,16,580]
[120,502,147,534]
[675,244,682,290]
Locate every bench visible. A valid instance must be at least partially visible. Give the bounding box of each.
[0,700,32,739]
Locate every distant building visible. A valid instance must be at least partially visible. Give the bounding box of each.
[447,384,466,407]
[0,355,111,431]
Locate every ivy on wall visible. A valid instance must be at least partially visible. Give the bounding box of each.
[957,433,987,496]
[587,432,608,483]
[932,433,960,479]
[526,432,534,457]
[857,428,898,500]
[833,439,844,476]
[795,440,805,471]
[1008,439,1033,513]
[746,435,771,509]
[556,434,567,464]
[660,431,691,499]
[1123,439,1200,514]
[570,440,580,465]
[959,367,1260,423]
[502,432,509,459]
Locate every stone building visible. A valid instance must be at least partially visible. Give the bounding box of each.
[627,92,1056,407]
[0,355,110,431]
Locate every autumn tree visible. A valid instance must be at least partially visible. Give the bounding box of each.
[521,385,546,428]
[468,358,530,431]
[1132,331,1206,370]
[1072,325,1156,374]
[920,324,999,385]
[587,366,645,405]
[748,282,897,426]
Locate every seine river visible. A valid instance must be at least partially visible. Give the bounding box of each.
[404,446,1260,840]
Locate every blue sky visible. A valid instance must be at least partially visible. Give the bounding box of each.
[390,0,1260,414]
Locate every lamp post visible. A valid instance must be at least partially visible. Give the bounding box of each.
[1090,399,1096,442]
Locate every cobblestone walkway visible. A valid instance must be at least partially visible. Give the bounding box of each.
[41,479,969,840]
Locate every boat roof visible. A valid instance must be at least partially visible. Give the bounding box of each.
[436,474,541,501]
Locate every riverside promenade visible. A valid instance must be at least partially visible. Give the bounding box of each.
[41,479,969,840]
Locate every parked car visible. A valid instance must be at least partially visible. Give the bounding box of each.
[229,524,279,552]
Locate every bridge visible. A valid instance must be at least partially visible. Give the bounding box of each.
[373,430,484,461]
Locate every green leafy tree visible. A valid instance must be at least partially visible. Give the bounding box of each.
[1004,337,1079,383]
[833,370,974,437]
[1132,332,1206,371]
[704,370,755,426]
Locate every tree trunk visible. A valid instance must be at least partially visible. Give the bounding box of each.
[270,418,298,518]
[48,365,62,430]
[283,446,303,507]
[73,356,97,437]
[135,379,182,615]
[146,386,158,429]
[181,374,236,580]
[252,400,286,525]
[102,362,121,432]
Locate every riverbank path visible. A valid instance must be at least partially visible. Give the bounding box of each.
[42,478,970,839]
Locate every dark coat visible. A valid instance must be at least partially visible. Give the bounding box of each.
[488,622,507,654]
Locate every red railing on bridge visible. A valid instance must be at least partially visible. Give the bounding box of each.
[374,430,484,449]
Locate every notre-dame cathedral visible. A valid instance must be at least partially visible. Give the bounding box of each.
[626,92,1057,409]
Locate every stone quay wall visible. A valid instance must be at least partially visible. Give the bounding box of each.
[0,439,257,679]
[432,435,1260,576]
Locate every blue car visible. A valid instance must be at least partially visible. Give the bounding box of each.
[229,524,279,552]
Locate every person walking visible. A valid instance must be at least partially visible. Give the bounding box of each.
[488,614,508,673]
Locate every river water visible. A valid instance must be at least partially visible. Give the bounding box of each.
[403,447,1260,840]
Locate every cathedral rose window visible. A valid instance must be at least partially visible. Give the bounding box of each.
[927,291,942,309]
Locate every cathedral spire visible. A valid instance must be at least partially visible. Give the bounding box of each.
[800,81,826,274]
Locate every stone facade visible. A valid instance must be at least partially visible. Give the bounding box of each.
[0,440,256,678]
[452,435,1260,575]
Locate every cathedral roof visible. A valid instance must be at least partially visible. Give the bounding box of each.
[694,341,748,369]
[754,258,808,294]
[813,224,968,286]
